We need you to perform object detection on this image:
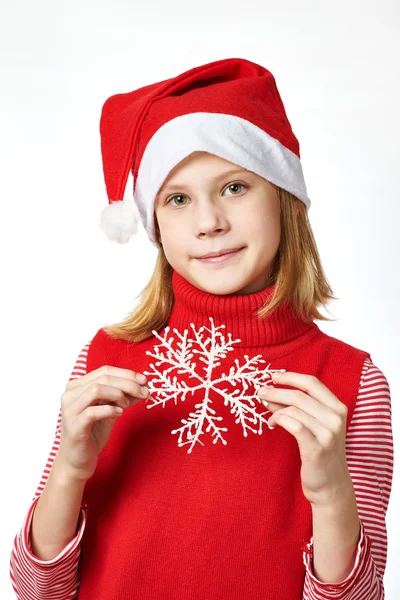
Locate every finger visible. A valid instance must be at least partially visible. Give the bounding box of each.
[259,399,284,413]
[80,403,126,425]
[69,374,149,407]
[73,382,148,415]
[65,366,146,390]
[268,410,320,450]
[269,406,335,446]
[260,387,338,428]
[271,371,341,410]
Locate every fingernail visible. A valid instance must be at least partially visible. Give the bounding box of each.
[136,373,146,383]
[261,399,269,407]
[140,386,149,396]
[272,371,283,379]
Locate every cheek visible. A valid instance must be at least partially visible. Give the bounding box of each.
[157,219,191,257]
[245,211,280,241]
[159,223,185,245]
[156,212,182,236]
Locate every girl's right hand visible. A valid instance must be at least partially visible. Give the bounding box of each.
[56,366,150,482]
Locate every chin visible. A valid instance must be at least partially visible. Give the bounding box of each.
[188,270,252,296]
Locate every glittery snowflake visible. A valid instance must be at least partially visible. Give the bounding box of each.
[143,317,285,453]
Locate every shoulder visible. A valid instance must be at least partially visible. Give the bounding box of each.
[84,326,159,373]
[357,355,391,394]
[316,328,369,356]
[318,331,391,390]
[311,329,371,374]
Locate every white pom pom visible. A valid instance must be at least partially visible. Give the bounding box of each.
[99,196,140,244]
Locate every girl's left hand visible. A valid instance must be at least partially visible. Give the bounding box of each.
[258,371,355,507]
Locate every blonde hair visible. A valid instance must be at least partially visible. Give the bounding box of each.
[103,186,338,343]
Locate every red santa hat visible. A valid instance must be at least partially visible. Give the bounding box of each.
[99,57,311,248]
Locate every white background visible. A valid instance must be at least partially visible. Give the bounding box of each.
[1,0,399,597]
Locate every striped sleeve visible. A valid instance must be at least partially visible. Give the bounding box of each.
[9,339,93,600]
[302,356,393,599]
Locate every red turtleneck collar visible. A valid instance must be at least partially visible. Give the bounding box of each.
[167,269,320,351]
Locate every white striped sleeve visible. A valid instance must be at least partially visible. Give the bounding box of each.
[302,356,393,599]
[9,340,93,600]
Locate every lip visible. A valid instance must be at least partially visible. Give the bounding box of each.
[196,247,245,264]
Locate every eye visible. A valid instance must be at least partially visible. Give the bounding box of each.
[223,182,247,196]
[166,194,188,207]
[165,181,248,207]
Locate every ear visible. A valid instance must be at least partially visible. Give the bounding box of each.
[154,217,162,244]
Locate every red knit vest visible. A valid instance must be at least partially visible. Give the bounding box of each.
[77,270,369,599]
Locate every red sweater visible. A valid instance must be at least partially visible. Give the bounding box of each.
[10,270,393,599]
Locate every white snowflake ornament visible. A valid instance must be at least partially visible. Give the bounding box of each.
[143,317,285,453]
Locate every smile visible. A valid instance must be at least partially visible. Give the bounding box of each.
[196,247,245,264]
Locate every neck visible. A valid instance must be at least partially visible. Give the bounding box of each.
[167,270,318,349]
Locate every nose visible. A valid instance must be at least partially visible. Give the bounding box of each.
[193,198,229,237]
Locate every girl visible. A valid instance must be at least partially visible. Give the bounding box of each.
[10,57,393,599]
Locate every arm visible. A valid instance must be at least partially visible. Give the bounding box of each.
[310,486,361,582]
[9,339,93,600]
[302,357,393,599]
[30,454,88,560]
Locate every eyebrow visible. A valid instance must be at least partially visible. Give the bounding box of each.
[158,168,250,194]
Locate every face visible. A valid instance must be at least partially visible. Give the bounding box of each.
[154,151,281,295]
